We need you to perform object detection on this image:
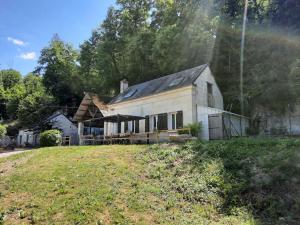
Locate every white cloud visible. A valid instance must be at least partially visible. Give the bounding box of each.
[7,37,26,46]
[20,52,37,60]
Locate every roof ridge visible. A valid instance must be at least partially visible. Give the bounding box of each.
[109,64,208,104]
[127,64,208,90]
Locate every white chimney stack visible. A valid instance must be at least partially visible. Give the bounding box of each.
[120,79,129,93]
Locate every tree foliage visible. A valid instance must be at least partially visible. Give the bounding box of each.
[36,35,81,105]
[1,0,300,126]
[76,0,299,115]
[0,124,6,138]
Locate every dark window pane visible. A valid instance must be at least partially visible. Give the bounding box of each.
[176,111,183,129]
[158,113,168,130]
[118,122,121,133]
[135,120,139,133]
[145,116,149,132]
[172,114,176,130]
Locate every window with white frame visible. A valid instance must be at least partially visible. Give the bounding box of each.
[150,115,158,131]
[168,112,177,130]
[168,111,183,130]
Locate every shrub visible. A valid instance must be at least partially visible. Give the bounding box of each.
[40,129,62,147]
[178,122,202,137]
[0,125,7,138]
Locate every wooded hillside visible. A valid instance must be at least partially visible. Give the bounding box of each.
[0,0,299,128]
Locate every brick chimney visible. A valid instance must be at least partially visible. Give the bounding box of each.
[120,79,129,93]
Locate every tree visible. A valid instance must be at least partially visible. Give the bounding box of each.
[0,124,6,138]
[23,73,45,94]
[0,69,23,119]
[16,72,56,126]
[0,69,22,90]
[289,59,300,100]
[6,83,26,119]
[17,91,55,127]
[77,0,299,117]
[36,35,81,105]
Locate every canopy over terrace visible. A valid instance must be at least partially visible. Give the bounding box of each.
[74,93,113,137]
[86,114,145,138]
[86,114,145,123]
[73,92,112,122]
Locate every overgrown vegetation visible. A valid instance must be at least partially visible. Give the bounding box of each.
[0,139,299,224]
[142,139,300,224]
[39,129,62,147]
[181,122,202,137]
[0,125,6,138]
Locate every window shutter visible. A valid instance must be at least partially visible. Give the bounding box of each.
[158,113,168,130]
[125,121,128,132]
[176,111,183,129]
[145,116,149,132]
[118,122,121,133]
[131,120,135,132]
[135,120,139,133]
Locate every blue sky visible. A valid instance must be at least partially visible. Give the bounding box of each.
[0,0,115,75]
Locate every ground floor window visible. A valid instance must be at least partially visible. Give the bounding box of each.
[147,112,183,131]
[168,111,183,130]
[150,115,158,131]
[171,113,176,130]
[135,120,139,133]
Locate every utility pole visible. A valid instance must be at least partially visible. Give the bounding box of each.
[240,0,249,116]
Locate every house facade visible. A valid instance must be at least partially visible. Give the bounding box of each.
[17,112,78,147]
[106,65,223,138]
[74,64,248,142]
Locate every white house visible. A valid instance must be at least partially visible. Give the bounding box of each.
[17,112,78,147]
[17,129,39,147]
[74,64,248,143]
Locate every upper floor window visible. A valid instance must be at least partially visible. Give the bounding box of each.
[207,82,214,107]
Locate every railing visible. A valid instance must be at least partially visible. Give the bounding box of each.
[79,128,192,145]
[62,136,71,146]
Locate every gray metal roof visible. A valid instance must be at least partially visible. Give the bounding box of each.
[110,64,208,104]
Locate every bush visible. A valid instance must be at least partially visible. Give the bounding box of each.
[40,129,62,147]
[0,125,7,138]
[178,122,202,137]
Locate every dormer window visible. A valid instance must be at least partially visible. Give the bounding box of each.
[169,77,184,87]
[124,89,137,98]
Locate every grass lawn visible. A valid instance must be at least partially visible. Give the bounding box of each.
[0,139,299,224]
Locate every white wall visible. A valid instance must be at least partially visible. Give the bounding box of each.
[192,67,223,121]
[104,68,225,138]
[197,106,224,140]
[50,115,77,136]
[105,87,194,135]
[50,114,78,144]
[17,130,36,147]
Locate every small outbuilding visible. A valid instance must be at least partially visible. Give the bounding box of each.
[17,112,78,147]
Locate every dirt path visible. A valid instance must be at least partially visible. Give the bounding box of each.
[0,150,34,177]
[0,149,31,158]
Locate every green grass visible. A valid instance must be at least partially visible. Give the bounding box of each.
[0,139,299,224]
